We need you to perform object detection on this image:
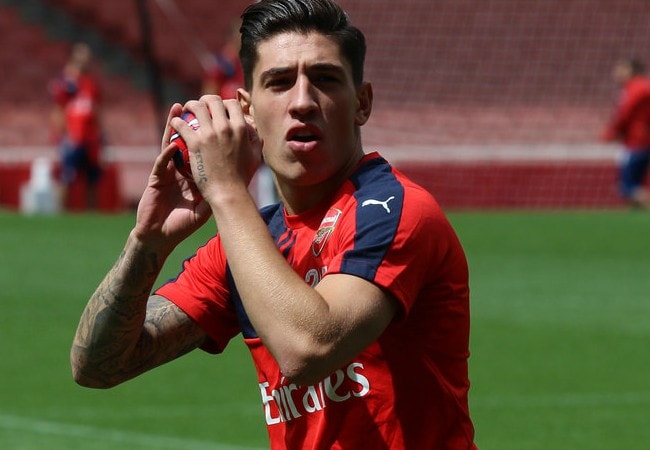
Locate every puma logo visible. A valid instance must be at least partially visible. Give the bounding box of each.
[361,196,395,214]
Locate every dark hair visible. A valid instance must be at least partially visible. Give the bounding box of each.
[627,57,646,76]
[239,0,366,90]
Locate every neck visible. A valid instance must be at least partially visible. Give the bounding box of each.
[279,150,364,215]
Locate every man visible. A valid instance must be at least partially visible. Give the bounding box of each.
[602,57,650,208]
[49,42,104,210]
[70,1,477,448]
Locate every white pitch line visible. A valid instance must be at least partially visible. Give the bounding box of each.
[0,414,266,450]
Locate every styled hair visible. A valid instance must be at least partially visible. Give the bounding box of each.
[239,0,366,89]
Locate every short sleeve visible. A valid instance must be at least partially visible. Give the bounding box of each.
[328,182,465,318]
[155,235,240,354]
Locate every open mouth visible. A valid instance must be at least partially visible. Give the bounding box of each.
[291,134,318,143]
[287,125,322,144]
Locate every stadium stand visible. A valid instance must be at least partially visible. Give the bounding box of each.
[1,0,649,210]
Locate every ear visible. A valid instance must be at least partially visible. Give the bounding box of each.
[237,88,253,116]
[354,81,373,126]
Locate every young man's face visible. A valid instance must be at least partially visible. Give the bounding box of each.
[241,31,372,191]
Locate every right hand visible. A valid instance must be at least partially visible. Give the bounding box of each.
[132,103,212,252]
[170,95,263,208]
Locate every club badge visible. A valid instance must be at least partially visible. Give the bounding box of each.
[312,208,342,256]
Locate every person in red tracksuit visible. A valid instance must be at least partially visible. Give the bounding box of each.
[70,1,478,448]
[202,19,245,101]
[49,42,104,210]
[602,57,650,208]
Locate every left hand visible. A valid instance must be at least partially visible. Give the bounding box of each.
[132,102,212,252]
[170,95,263,204]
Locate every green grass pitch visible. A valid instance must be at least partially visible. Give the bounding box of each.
[1,209,648,449]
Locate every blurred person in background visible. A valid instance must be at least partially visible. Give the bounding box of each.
[49,42,104,210]
[602,57,650,209]
[202,18,278,207]
[202,19,244,99]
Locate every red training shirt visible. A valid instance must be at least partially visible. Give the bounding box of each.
[156,152,477,449]
[602,75,650,151]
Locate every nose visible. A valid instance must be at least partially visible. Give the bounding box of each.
[288,75,318,118]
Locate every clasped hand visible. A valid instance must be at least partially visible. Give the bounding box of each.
[132,95,263,252]
[171,95,263,193]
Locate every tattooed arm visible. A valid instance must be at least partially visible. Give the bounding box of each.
[70,234,206,388]
[71,103,212,388]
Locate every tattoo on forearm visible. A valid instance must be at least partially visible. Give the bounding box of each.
[72,246,202,386]
[195,150,208,184]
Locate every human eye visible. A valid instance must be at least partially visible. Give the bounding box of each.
[266,76,291,90]
[262,70,295,91]
[315,73,340,84]
[310,65,346,88]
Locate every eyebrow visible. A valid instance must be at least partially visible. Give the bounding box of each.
[259,63,347,83]
[259,67,293,83]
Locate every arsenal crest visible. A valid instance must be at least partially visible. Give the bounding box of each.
[312,208,342,256]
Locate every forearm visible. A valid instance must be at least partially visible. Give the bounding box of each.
[70,232,169,388]
[210,189,349,382]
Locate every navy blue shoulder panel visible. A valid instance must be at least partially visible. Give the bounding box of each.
[259,202,283,226]
[226,265,257,338]
[341,156,404,280]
